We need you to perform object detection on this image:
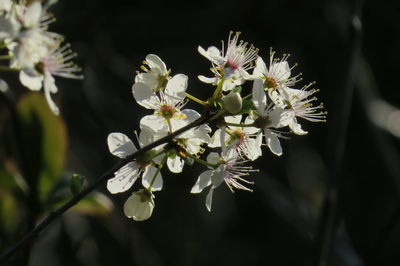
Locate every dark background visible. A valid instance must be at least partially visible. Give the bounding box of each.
[3,0,400,265]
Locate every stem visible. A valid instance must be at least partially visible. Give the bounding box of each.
[211,79,224,103]
[185,152,218,168]
[185,93,207,106]
[0,115,208,262]
[224,122,255,127]
[0,55,11,60]
[209,109,226,122]
[0,65,18,72]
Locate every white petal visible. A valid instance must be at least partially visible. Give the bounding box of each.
[24,2,42,28]
[182,109,201,124]
[107,133,137,158]
[190,170,213,193]
[252,79,267,114]
[211,168,224,188]
[289,117,308,135]
[167,156,184,173]
[43,72,59,115]
[243,138,261,161]
[253,56,267,78]
[20,69,42,91]
[205,187,214,212]
[135,73,158,90]
[107,162,139,194]
[140,115,166,133]
[272,62,291,82]
[224,115,242,125]
[142,165,163,191]
[264,129,282,156]
[209,129,222,148]
[243,117,260,134]
[146,54,167,75]
[198,75,217,84]
[132,82,160,109]
[164,73,187,105]
[198,46,224,65]
[123,191,155,221]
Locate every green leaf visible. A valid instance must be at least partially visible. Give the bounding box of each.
[237,98,255,114]
[16,92,67,203]
[70,173,86,195]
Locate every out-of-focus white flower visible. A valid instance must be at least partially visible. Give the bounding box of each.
[123,189,155,221]
[198,31,258,91]
[191,149,256,211]
[270,84,326,135]
[222,91,242,114]
[107,132,163,193]
[253,48,301,91]
[249,79,285,156]
[209,115,262,161]
[15,42,82,115]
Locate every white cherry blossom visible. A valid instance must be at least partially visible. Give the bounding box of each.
[250,79,285,156]
[252,48,301,91]
[270,84,326,135]
[107,131,163,194]
[198,31,258,91]
[209,115,262,161]
[191,148,256,211]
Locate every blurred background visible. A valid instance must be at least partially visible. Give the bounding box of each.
[1,0,400,265]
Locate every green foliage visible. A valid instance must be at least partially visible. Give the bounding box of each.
[16,92,67,202]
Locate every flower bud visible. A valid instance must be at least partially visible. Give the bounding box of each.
[222,92,242,114]
[123,189,155,221]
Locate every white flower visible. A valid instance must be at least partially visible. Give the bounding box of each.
[134,71,192,132]
[209,115,262,161]
[270,84,326,135]
[123,189,155,221]
[191,149,256,211]
[249,79,285,156]
[140,109,210,174]
[16,42,82,115]
[198,31,258,91]
[107,131,163,194]
[135,54,170,91]
[252,48,301,91]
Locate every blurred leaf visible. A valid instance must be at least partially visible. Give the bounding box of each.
[71,192,113,216]
[0,164,19,233]
[70,173,86,195]
[16,92,67,203]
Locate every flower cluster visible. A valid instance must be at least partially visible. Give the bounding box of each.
[0,0,82,115]
[107,32,326,221]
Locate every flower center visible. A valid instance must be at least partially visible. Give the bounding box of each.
[159,104,176,119]
[231,130,246,144]
[254,116,271,129]
[226,59,240,70]
[264,76,278,89]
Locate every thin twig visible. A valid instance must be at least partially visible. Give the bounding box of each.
[0,115,208,262]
